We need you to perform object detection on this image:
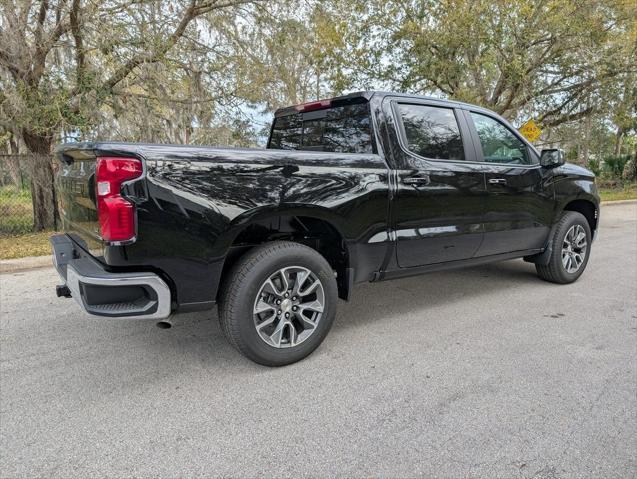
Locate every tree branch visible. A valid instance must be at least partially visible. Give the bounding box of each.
[99,0,261,95]
[28,0,71,85]
[0,49,23,80]
[542,106,594,127]
[70,0,85,82]
[34,0,50,47]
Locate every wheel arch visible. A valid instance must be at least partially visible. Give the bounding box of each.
[561,197,598,235]
[217,206,353,301]
[526,195,598,266]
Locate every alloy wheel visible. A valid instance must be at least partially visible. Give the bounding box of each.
[252,266,325,348]
[561,224,588,274]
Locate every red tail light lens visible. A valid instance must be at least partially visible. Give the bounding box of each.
[95,157,143,242]
[294,99,331,112]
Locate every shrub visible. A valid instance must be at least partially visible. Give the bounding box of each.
[622,157,637,182]
[587,158,602,177]
[602,155,631,179]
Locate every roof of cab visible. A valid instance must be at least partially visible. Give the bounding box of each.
[273,91,491,117]
[274,91,374,117]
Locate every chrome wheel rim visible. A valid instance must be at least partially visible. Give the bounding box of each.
[252,266,325,348]
[561,224,588,274]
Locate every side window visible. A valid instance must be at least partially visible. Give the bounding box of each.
[397,103,465,161]
[470,112,533,165]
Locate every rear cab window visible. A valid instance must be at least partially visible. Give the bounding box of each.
[268,100,374,154]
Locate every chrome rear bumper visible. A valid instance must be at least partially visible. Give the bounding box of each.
[50,234,171,319]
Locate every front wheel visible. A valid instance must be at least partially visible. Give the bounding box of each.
[219,241,338,366]
[536,211,592,284]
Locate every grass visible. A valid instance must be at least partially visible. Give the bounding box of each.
[0,231,54,260]
[0,184,54,259]
[599,183,637,202]
[0,185,34,235]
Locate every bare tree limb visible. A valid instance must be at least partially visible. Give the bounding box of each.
[69,0,85,82]
[99,0,262,95]
[0,49,23,80]
[542,107,594,127]
[34,0,49,47]
[28,0,71,84]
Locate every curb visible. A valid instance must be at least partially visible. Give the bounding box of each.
[600,199,637,206]
[0,255,53,274]
[1,200,635,274]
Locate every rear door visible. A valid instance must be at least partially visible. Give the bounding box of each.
[464,110,553,256]
[388,99,486,268]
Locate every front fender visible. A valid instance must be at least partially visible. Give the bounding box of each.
[550,163,600,221]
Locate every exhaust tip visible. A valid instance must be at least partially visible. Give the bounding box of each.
[156,320,172,329]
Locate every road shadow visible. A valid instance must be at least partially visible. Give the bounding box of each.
[126,259,545,368]
[332,259,544,332]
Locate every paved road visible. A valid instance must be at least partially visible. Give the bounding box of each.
[1,203,636,479]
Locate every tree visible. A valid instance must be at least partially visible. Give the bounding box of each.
[336,0,637,127]
[214,0,350,111]
[609,74,637,155]
[2,0,636,234]
[0,0,262,230]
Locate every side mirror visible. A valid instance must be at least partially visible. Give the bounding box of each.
[540,149,565,168]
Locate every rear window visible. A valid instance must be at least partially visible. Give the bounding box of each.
[269,102,373,154]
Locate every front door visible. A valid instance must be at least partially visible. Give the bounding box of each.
[465,111,553,256]
[389,100,486,268]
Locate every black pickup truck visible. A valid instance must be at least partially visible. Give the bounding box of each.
[51,91,599,365]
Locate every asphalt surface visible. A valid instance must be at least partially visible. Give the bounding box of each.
[1,202,636,479]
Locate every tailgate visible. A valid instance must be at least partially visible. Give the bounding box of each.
[55,146,103,253]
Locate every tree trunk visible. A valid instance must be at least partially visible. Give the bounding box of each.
[613,127,624,156]
[22,130,57,231]
[582,111,591,164]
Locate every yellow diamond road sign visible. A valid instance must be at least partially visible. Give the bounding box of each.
[519,119,542,142]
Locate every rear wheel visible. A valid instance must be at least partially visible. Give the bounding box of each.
[536,211,592,284]
[219,241,338,366]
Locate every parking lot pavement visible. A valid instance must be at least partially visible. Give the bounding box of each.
[1,202,636,479]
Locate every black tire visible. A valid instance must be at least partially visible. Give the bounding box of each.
[536,211,592,284]
[218,241,338,366]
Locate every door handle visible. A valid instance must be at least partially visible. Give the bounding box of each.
[403,175,430,186]
[488,178,507,185]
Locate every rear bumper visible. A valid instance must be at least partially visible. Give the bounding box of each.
[50,234,171,319]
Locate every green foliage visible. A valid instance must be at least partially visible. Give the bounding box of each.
[1,0,636,164]
[587,159,602,177]
[603,155,631,178]
[0,0,272,149]
[622,157,637,181]
[339,0,636,126]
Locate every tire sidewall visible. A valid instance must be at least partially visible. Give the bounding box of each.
[229,245,338,366]
[553,212,592,283]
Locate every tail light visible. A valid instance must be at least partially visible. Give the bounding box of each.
[95,156,143,243]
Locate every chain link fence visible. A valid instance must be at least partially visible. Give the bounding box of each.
[0,154,55,237]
